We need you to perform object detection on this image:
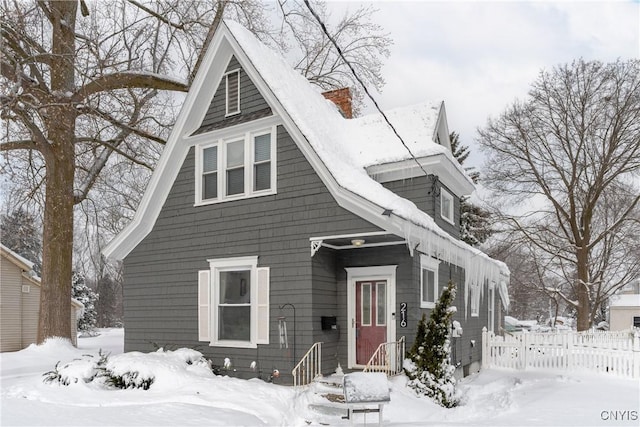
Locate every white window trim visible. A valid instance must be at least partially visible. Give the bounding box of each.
[195,125,277,206]
[225,69,241,116]
[440,188,455,225]
[208,256,259,348]
[420,255,440,309]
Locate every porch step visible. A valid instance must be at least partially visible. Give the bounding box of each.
[303,374,350,425]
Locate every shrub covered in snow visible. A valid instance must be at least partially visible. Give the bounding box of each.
[43,350,108,386]
[404,280,460,408]
[42,347,214,390]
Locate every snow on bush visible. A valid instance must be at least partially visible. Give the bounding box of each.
[43,351,107,386]
[404,280,460,408]
[43,347,214,390]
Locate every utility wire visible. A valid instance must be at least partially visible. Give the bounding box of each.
[303,0,431,179]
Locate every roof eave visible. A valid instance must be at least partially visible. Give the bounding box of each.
[366,152,476,196]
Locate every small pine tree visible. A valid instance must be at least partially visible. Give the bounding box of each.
[449,132,492,246]
[404,280,459,408]
[72,273,99,334]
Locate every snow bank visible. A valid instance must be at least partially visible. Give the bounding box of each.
[2,329,639,426]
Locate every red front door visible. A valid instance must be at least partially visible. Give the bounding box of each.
[355,280,387,365]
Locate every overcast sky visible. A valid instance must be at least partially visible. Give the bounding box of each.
[329,0,640,168]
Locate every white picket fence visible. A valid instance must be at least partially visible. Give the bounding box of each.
[482,327,640,379]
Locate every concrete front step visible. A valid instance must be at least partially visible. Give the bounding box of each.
[304,374,350,424]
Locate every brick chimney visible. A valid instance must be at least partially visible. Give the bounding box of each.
[322,88,353,119]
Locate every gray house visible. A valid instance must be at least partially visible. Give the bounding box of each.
[104,20,509,383]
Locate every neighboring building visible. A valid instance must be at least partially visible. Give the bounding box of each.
[104,20,509,383]
[609,279,640,331]
[0,244,82,352]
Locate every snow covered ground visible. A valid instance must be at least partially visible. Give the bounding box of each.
[1,329,638,426]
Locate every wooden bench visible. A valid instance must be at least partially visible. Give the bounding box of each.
[342,372,390,426]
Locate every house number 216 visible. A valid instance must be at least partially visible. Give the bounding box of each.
[400,302,407,328]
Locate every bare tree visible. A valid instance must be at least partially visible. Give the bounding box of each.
[1,0,392,342]
[276,0,390,114]
[478,59,640,331]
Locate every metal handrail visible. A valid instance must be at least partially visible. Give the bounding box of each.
[292,342,323,386]
[363,336,406,376]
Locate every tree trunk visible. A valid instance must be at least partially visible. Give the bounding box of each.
[38,145,75,342]
[37,0,77,343]
[576,248,591,331]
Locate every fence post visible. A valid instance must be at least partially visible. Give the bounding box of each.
[566,332,573,370]
[633,330,640,380]
[521,333,528,370]
[482,327,488,369]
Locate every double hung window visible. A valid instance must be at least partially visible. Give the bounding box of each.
[198,256,270,348]
[196,126,276,204]
[420,255,440,309]
[440,188,455,224]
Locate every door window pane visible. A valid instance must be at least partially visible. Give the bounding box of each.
[376,283,386,326]
[361,283,371,326]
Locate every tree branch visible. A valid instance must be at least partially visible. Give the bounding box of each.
[0,139,39,152]
[73,72,188,102]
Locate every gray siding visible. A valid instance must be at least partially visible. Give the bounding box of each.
[383,176,461,239]
[124,124,380,381]
[195,56,272,134]
[123,56,493,381]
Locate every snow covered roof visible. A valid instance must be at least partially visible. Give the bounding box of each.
[103,20,509,309]
[1,243,34,272]
[225,21,507,289]
[610,294,640,307]
[348,101,448,166]
[225,21,469,221]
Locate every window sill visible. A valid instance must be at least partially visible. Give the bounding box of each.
[440,214,455,226]
[195,189,276,207]
[210,340,257,349]
[420,302,436,309]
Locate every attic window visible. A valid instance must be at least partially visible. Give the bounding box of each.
[225,69,240,116]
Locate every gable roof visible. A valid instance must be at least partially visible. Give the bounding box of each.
[1,243,34,272]
[103,20,508,300]
[1,244,84,310]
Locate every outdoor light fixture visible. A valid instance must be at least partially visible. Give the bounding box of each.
[351,239,365,247]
